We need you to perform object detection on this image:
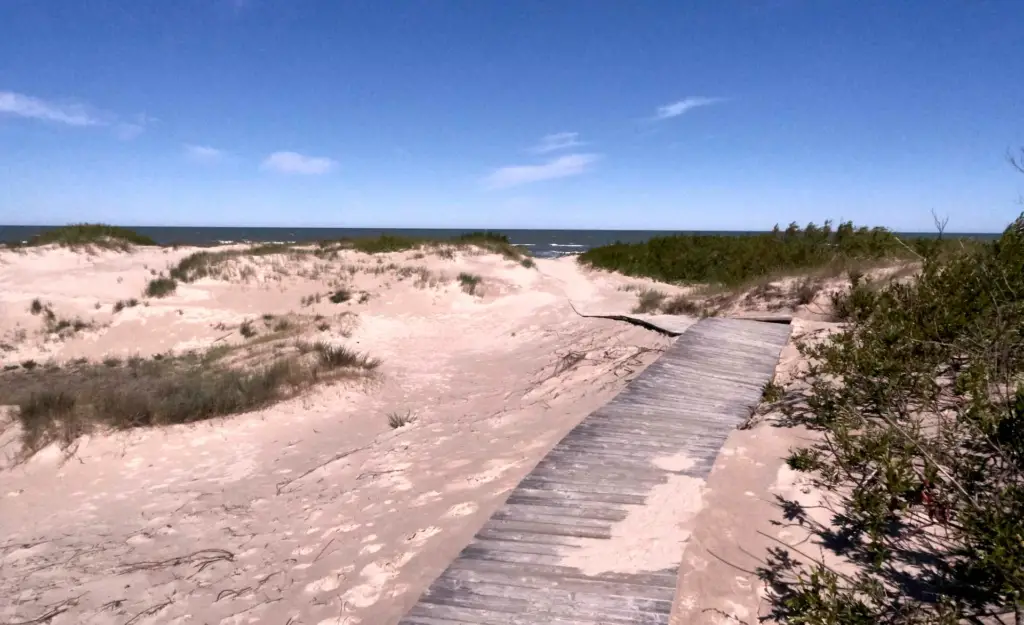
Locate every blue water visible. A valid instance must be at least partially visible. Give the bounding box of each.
[0,225,996,259]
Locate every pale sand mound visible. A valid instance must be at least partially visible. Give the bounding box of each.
[0,245,671,625]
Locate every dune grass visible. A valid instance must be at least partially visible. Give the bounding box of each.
[579,221,966,287]
[144,276,177,297]
[458,272,482,295]
[20,224,156,249]
[1,340,380,452]
[162,232,528,287]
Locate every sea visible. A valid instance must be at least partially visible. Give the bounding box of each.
[0,225,995,260]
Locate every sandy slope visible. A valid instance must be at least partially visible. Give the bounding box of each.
[0,245,676,625]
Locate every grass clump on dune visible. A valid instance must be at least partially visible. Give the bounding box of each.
[24,223,156,250]
[458,272,482,295]
[760,212,1024,623]
[631,288,667,313]
[453,231,526,261]
[1,341,380,453]
[579,221,966,287]
[145,276,177,297]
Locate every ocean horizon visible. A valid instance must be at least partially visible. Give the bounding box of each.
[0,225,998,259]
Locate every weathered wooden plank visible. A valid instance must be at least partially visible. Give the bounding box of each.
[498,502,629,522]
[505,488,647,507]
[514,477,656,498]
[433,566,678,603]
[419,584,671,624]
[425,579,674,614]
[398,318,790,624]
[442,557,680,590]
[482,519,613,540]
[406,602,660,625]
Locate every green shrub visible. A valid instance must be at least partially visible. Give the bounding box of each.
[25,224,156,249]
[761,213,1024,623]
[579,221,968,286]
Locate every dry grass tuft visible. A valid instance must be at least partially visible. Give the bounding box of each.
[145,276,177,298]
[387,410,416,429]
[458,272,482,295]
[660,294,702,315]
[0,338,380,453]
[632,288,667,313]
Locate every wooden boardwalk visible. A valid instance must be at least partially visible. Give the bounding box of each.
[398,318,792,625]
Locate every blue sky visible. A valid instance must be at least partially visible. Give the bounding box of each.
[2,1,1023,232]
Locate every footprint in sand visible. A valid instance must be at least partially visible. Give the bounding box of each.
[304,565,354,594]
[406,526,441,546]
[444,502,478,518]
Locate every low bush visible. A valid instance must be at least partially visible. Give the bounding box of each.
[762,213,1024,623]
[24,224,156,249]
[579,221,968,286]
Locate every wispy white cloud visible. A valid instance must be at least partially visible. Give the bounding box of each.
[484,153,599,189]
[0,91,102,126]
[530,132,584,154]
[185,144,226,163]
[0,90,155,140]
[654,96,724,120]
[261,151,337,175]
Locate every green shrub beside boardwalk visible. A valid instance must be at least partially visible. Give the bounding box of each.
[578,221,961,286]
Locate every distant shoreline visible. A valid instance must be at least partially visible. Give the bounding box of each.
[0,224,999,260]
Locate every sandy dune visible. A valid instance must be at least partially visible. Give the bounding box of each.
[0,243,847,625]
[0,245,677,625]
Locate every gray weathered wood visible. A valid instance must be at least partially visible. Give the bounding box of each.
[398,318,790,624]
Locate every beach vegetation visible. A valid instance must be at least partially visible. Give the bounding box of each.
[112,298,140,313]
[20,223,156,250]
[387,409,416,429]
[144,276,177,297]
[2,338,380,453]
[631,288,667,313]
[578,220,968,287]
[458,272,482,295]
[761,212,1024,623]
[329,288,352,304]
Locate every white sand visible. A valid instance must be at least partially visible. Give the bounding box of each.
[0,244,672,625]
